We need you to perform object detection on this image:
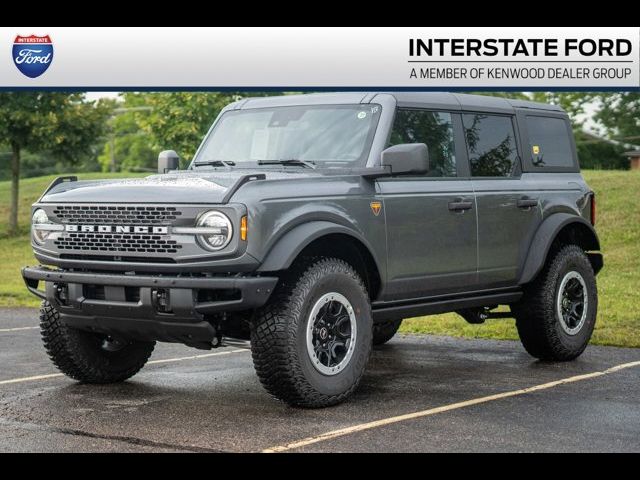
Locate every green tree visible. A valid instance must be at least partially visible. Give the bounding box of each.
[98,95,156,172]
[135,92,241,163]
[595,93,640,144]
[0,92,110,235]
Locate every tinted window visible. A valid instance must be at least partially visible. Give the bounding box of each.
[463,114,518,177]
[389,110,456,177]
[526,116,574,167]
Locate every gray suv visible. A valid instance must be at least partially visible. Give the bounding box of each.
[22,93,602,407]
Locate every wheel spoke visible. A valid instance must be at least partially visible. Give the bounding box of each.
[334,314,351,338]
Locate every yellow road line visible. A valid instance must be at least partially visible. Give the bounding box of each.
[0,326,40,333]
[263,360,640,453]
[0,349,248,386]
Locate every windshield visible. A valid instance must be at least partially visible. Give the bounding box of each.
[192,104,382,168]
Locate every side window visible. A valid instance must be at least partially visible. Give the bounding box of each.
[526,116,574,168]
[463,114,518,177]
[389,109,457,177]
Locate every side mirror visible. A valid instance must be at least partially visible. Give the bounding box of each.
[380,143,429,175]
[158,150,180,174]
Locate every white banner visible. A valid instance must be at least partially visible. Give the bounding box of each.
[2,27,639,88]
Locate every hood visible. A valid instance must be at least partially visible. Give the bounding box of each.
[40,169,319,204]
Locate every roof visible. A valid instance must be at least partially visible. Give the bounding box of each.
[235,92,565,114]
[624,151,640,156]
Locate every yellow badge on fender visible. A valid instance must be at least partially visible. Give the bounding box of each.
[370,201,382,216]
[532,145,540,155]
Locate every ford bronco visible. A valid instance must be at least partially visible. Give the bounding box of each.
[22,92,602,407]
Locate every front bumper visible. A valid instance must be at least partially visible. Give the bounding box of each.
[22,266,278,347]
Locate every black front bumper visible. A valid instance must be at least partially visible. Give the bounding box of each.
[22,266,278,348]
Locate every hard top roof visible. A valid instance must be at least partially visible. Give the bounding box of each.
[235,92,565,114]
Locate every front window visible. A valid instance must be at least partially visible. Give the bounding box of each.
[193,104,382,168]
[389,109,457,177]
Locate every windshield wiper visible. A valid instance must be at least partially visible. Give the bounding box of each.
[257,159,316,169]
[193,159,236,168]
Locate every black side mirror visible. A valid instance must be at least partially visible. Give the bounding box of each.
[381,143,429,175]
[158,150,180,174]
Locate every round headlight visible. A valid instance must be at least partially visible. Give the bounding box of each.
[196,211,233,251]
[32,208,52,245]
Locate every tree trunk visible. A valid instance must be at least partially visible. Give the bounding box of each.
[9,142,20,236]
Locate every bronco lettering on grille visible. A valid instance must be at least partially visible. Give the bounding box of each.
[64,225,169,234]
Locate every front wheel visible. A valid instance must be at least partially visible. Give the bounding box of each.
[512,245,598,361]
[40,301,155,383]
[250,258,372,408]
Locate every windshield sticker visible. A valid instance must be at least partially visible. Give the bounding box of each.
[357,111,367,119]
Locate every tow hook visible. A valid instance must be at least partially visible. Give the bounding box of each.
[54,283,69,306]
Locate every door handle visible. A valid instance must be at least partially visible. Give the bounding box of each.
[517,198,539,209]
[448,200,473,212]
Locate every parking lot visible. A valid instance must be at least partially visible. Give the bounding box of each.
[1,307,639,452]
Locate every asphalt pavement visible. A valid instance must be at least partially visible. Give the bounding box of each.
[1,307,639,452]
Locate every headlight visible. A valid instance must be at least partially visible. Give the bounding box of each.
[196,211,233,251]
[32,208,53,245]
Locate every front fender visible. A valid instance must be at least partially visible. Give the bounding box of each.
[518,213,601,285]
[257,221,374,272]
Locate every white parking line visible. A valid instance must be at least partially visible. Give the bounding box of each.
[263,359,640,453]
[0,349,248,386]
[0,326,40,333]
[0,373,63,385]
[147,349,248,365]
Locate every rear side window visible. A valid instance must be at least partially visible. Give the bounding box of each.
[526,116,574,168]
[389,109,457,177]
[463,114,518,177]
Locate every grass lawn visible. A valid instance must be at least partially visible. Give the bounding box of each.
[0,170,638,347]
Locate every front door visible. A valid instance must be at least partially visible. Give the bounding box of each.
[378,109,478,301]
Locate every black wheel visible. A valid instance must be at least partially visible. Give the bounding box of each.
[40,301,155,383]
[250,257,372,408]
[512,245,598,361]
[372,319,402,345]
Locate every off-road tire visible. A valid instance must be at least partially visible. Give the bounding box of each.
[372,319,402,346]
[250,258,372,408]
[512,245,597,361]
[40,301,155,383]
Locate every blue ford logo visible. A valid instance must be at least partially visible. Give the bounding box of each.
[12,35,54,78]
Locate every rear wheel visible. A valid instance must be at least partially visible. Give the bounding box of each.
[40,301,155,383]
[512,245,597,361]
[250,258,372,408]
[372,319,402,346]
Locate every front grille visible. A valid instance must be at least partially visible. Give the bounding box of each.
[52,205,182,225]
[54,232,182,254]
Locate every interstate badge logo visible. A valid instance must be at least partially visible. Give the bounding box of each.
[12,35,54,78]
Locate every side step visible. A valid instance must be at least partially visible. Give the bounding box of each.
[372,291,522,323]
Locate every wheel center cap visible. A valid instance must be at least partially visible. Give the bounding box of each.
[319,327,329,340]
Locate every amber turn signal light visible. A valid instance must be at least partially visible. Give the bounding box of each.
[240,215,248,241]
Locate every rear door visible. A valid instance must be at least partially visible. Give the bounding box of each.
[378,109,478,300]
[463,112,543,288]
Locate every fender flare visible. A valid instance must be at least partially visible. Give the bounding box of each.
[518,213,601,285]
[257,221,381,273]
